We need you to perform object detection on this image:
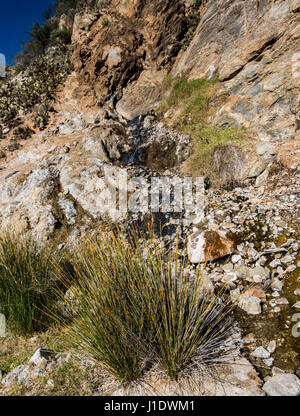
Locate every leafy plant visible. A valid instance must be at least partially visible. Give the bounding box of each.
[0,51,73,128]
[13,126,34,140]
[53,227,234,382]
[0,234,60,335]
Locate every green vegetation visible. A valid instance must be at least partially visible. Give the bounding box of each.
[50,27,72,45]
[54,0,80,17]
[181,0,208,50]
[159,77,246,179]
[101,18,110,27]
[15,20,60,71]
[13,126,34,140]
[184,126,246,177]
[52,227,234,382]
[0,52,73,128]
[41,359,93,396]
[0,234,59,335]
[182,11,201,50]
[14,0,78,71]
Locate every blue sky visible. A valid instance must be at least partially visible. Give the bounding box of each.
[0,0,55,65]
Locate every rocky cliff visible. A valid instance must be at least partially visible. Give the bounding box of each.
[0,0,299,240]
[0,0,299,396]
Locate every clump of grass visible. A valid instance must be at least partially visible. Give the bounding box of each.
[159,77,217,119]
[0,234,59,335]
[181,125,247,178]
[53,227,234,383]
[158,76,246,179]
[53,230,151,383]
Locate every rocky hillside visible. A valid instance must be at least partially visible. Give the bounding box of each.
[0,0,299,396]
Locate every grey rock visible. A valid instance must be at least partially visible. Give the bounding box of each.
[1,364,30,386]
[221,272,238,286]
[248,265,270,283]
[58,196,77,225]
[276,297,289,305]
[222,263,234,273]
[29,348,54,366]
[234,265,251,279]
[255,169,269,188]
[238,296,261,315]
[256,143,276,157]
[271,278,284,291]
[286,265,297,273]
[263,358,274,367]
[231,254,241,264]
[269,259,281,268]
[280,254,293,264]
[252,346,270,359]
[187,231,206,264]
[263,374,300,396]
[247,161,267,179]
[267,340,276,353]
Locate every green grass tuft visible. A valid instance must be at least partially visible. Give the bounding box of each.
[0,234,60,335]
[52,227,234,383]
[158,76,247,180]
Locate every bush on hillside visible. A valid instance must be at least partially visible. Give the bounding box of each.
[0,51,73,128]
[14,0,78,71]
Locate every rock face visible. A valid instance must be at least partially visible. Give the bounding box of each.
[213,142,277,186]
[71,0,188,115]
[173,0,300,143]
[263,374,300,396]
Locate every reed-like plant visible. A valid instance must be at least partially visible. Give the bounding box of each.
[53,227,234,382]
[0,234,59,335]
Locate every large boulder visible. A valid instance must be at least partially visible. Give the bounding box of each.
[188,229,235,263]
[263,374,300,396]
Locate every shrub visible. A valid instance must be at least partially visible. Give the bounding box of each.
[0,234,59,335]
[0,52,73,128]
[53,227,234,382]
[13,126,34,140]
[54,0,80,17]
[14,20,59,71]
[50,27,72,45]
